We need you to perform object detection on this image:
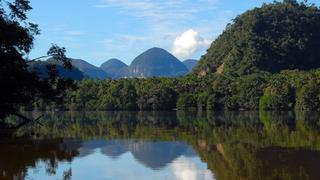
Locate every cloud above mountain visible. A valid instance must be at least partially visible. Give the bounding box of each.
[172,29,212,59]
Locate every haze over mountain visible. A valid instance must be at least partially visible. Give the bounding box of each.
[71,59,108,80]
[100,59,128,79]
[183,59,198,71]
[28,60,85,80]
[115,47,189,78]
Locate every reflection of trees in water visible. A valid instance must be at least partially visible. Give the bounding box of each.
[191,140,320,180]
[0,139,81,180]
[5,110,320,179]
[184,111,320,180]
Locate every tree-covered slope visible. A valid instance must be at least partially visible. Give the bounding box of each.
[194,0,320,77]
[100,58,128,79]
[116,47,189,78]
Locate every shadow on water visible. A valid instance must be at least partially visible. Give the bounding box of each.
[1,111,320,179]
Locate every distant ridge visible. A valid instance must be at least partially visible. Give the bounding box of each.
[100,58,128,79]
[29,49,194,80]
[71,59,108,80]
[28,60,85,80]
[183,59,198,71]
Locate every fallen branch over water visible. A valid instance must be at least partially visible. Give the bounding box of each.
[9,112,43,129]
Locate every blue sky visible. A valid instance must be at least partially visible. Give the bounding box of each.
[28,0,320,66]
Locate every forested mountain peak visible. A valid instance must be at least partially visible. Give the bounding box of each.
[194,0,320,77]
[116,47,189,78]
[130,47,179,66]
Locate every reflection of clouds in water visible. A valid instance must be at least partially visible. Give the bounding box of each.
[171,157,214,180]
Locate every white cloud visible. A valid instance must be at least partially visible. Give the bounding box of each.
[171,157,214,180]
[172,29,212,59]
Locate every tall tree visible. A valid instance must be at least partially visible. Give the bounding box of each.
[0,0,73,128]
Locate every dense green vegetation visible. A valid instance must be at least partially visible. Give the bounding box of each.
[194,0,320,76]
[27,75,213,111]
[26,69,320,111]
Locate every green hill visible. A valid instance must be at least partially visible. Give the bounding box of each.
[194,0,320,77]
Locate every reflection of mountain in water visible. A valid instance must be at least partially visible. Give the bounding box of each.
[77,140,108,157]
[75,139,194,170]
[183,147,198,157]
[128,141,189,169]
[100,140,128,159]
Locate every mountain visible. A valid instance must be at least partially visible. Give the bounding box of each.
[71,59,108,80]
[28,60,85,80]
[100,58,128,79]
[183,59,198,71]
[194,1,320,77]
[116,47,189,78]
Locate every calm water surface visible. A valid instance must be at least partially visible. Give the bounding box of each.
[20,139,213,180]
[2,111,320,180]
